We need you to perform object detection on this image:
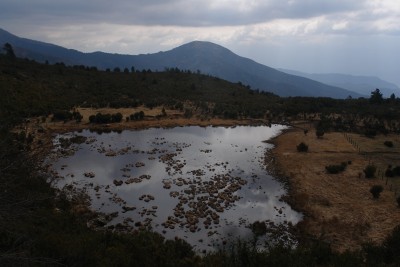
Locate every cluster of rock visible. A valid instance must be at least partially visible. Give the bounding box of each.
[160,172,248,233]
[84,171,95,178]
[124,174,151,185]
[139,194,155,202]
[97,146,132,157]
[113,179,123,186]
[135,161,145,167]
[53,134,278,249]
[138,206,158,217]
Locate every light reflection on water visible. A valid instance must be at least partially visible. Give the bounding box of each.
[49,125,302,251]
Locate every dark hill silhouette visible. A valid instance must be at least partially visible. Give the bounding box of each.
[1,28,361,98]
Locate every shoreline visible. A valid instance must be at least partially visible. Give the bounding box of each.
[32,117,297,251]
[25,116,400,252]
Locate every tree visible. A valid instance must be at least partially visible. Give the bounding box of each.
[370,89,383,104]
[316,129,325,139]
[370,185,383,199]
[2,43,16,58]
[364,164,377,178]
[72,111,83,123]
[112,112,123,122]
[384,141,394,148]
[297,142,308,152]
[325,162,347,174]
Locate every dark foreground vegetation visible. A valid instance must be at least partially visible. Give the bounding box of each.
[2,50,400,266]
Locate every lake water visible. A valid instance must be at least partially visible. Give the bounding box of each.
[48,125,302,252]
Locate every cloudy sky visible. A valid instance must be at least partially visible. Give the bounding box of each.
[1,0,399,85]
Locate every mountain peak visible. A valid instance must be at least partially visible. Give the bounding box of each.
[178,40,224,48]
[173,41,233,55]
[0,28,362,98]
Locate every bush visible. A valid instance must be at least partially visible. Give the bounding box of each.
[393,166,400,176]
[89,112,124,124]
[384,141,394,147]
[365,129,377,138]
[111,112,123,123]
[325,162,347,174]
[184,108,193,118]
[316,129,325,139]
[72,111,83,122]
[297,142,308,152]
[370,185,383,199]
[53,110,72,121]
[364,164,377,178]
[130,111,145,121]
[251,221,267,236]
[386,168,395,177]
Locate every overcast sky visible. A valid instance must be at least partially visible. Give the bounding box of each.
[1,0,399,86]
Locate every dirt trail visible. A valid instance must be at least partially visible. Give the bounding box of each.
[270,124,400,252]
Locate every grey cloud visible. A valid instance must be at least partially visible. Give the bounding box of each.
[0,0,368,27]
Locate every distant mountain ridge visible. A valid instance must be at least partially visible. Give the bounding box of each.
[1,28,362,98]
[279,69,400,98]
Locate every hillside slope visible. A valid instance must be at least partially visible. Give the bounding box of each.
[1,28,360,98]
[280,68,400,97]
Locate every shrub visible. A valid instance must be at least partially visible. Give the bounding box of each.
[384,141,394,148]
[88,113,124,124]
[364,164,377,178]
[130,111,145,121]
[89,114,96,123]
[111,112,123,123]
[325,162,347,174]
[72,111,83,123]
[251,221,267,236]
[52,110,72,121]
[393,166,400,176]
[297,142,308,152]
[370,185,383,199]
[365,129,377,138]
[316,129,325,139]
[386,167,394,177]
[184,108,193,118]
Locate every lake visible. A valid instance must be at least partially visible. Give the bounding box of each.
[47,125,302,252]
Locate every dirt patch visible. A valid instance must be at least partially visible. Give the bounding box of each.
[269,123,400,252]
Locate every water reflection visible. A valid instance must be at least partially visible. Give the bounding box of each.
[49,125,302,251]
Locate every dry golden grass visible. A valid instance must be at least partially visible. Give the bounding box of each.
[271,124,400,252]
[30,106,267,133]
